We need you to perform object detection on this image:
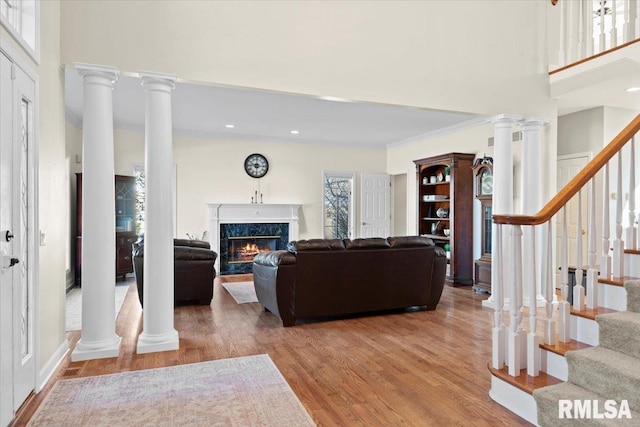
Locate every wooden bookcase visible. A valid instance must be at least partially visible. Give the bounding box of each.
[414,153,475,286]
[75,174,138,285]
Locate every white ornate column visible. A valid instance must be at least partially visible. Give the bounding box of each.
[521,118,549,309]
[137,72,179,354]
[483,114,520,309]
[72,63,121,361]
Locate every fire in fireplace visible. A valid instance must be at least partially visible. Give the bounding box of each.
[228,236,279,264]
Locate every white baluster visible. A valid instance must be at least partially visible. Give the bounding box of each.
[492,224,505,370]
[543,221,556,345]
[613,152,625,277]
[577,0,585,58]
[585,0,594,57]
[626,136,637,249]
[558,0,567,66]
[527,226,540,377]
[508,225,524,377]
[600,0,607,52]
[623,0,633,41]
[601,162,612,278]
[574,190,586,310]
[587,178,599,309]
[611,0,618,48]
[636,0,640,41]
[559,206,571,342]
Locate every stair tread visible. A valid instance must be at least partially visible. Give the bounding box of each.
[534,382,640,426]
[598,275,640,287]
[488,363,563,395]
[568,346,640,377]
[625,249,640,255]
[540,338,592,356]
[570,306,617,320]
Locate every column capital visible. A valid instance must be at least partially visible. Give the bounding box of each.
[489,114,523,127]
[74,62,119,85]
[139,71,177,92]
[521,117,550,131]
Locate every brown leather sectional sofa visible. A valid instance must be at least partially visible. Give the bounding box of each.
[133,237,217,306]
[252,236,447,326]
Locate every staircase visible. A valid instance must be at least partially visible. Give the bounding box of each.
[487,114,640,425]
[534,280,640,426]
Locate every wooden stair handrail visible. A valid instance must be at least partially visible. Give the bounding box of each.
[494,113,640,226]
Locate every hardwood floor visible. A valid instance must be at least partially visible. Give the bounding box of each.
[13,275,531,426]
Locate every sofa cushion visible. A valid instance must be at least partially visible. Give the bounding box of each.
[344,237,390,250]
[287,239,345,253]
[387,236,434,248]
[254,250,297,266]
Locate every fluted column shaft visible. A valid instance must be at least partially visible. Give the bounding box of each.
[72,63,121,361]
[136,72,179,354]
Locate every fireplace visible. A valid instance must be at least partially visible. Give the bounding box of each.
[219,223,289,274]
[228,236,279,264]
[208,204,300,275]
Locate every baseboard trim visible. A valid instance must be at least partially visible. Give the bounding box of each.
[36,339,69,392]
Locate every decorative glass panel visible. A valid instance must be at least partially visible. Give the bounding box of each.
[20,98,29,358]
[483,205,492,255]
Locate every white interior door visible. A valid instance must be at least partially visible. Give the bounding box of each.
[360,173,390,238]
[0,49,36,426]
[556,153,590,286]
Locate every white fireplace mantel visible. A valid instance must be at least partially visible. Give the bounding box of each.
[207,203,301,271]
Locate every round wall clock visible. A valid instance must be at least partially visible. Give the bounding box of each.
[244,153,269,178]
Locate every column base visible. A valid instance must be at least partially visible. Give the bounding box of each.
[71,335,121,361]
[482,297,511,311]
[136,329,179,354]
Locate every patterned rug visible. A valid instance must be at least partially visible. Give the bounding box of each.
[65,281,130,331]
[222,281,259,304]
[28,354,315,426]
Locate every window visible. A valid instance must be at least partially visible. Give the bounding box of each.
[0,0,39,62]
[133,164,177,237]
[323,172,355,239]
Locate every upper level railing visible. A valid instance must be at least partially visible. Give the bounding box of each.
[554,0,639,68]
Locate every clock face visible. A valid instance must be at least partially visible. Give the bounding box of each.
[481,169,493,195]
[244,153,269,178]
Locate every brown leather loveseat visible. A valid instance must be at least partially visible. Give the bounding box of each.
[133,237,217,306]
[252,236,446,326]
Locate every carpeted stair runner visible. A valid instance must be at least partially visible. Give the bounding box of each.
[533,281,640,426]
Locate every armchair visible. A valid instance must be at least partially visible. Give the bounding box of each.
[132,237,217,306]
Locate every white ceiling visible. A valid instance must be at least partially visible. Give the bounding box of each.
[64,68,483,148]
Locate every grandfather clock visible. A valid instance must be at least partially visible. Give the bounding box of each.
[472,157,493,293]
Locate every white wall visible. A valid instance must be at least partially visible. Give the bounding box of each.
[60,1,553,118]
[99,129,386,240]
[558,108,604,157]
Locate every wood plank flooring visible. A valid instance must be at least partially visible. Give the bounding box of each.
[13,275,531,426]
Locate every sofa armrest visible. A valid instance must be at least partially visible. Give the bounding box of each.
[174,238,211,249]
[428,246,447,310]
[254,250,296,266]
[174,246,217,262]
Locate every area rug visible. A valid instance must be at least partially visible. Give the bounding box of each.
[222,281,259,304]
[65,282,130,331]
[27,354,316,427]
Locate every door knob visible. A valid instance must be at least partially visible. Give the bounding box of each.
[4,231,13,242]
[581,229,586,235]
[1,251,19,271]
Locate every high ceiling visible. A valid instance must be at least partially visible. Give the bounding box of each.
[64,68,483,149]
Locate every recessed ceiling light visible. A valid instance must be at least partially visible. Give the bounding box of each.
[290,130,300,135]
[626,87,640,93]
[225,124,235,128]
